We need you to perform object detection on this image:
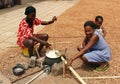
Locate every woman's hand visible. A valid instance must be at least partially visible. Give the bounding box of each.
[52,16,57,22]
[41,16,57,25]
[42,41,51,48]
[66,58,73,67]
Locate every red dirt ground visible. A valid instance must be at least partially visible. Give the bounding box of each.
[0,0,120,84]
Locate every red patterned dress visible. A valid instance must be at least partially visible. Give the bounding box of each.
[17,18,41,49]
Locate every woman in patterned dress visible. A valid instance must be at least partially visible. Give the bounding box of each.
[17,6,57,57]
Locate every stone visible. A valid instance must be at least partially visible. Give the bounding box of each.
[19,62,29,70]
[51,62,64,76]
[0,80,3,83]
[28,56,37,68]
[36,57,45,68]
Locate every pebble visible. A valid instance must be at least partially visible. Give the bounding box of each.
[0,80,3,83]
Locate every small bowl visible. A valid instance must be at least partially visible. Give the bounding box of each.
[12,64,25,76]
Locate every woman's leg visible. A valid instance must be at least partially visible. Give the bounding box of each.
[23,39,34,57]
[36,33,49,52]
[81,55,108,68]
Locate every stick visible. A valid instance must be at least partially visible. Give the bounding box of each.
[11,68,42,83]
[53,21,56,49]
[25,70,45,84]
[61,56,86,84]
[82,76,120,79]
[6,45,19,48]
[50,41,71,44]
[62,60,65,78]
[50,36,81,38]
[35,47,40,58]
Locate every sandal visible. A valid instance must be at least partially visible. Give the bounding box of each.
[95,63,109,71]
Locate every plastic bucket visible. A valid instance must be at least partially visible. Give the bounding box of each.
[22,48,29,57]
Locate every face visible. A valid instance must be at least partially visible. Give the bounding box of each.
[84,26,95,38]
[26,12,36,21]
[95,18,103,27]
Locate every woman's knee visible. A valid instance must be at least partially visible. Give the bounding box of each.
[43,33,49,40]
[37,33,49,40]
[81,56,88,62]
[23,39,34,48]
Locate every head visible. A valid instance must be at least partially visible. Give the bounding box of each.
[95,16,103,27]
[84,21,96,38]
[25,6,36,21]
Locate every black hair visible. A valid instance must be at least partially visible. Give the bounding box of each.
[84,21,98,29]
[95,16,103,22]
[25,6,36,15]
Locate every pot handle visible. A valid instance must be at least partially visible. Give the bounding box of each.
[64,48,67,54]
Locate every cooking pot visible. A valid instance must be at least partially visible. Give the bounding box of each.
[43,50,62,66]
[12,64,25,76]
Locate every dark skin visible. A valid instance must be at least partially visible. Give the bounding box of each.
[95,18,107,37]
[67,26,108,68]
[23,12,57,57]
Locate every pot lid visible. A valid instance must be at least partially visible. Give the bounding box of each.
[46,50,61,58]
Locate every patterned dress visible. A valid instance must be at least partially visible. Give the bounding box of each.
[84,30,111,62]
[17,18,41,48]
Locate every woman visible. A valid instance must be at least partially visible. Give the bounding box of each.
[17,6,57,58]
[67,21,111,71]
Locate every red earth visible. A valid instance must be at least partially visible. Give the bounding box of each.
[0,0,120,84]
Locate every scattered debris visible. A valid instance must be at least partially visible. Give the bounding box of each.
[0,80,3,83]
[9,55,15,58]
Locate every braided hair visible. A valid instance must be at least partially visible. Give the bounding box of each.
[25,6,36,28]
[25,6,36,15]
